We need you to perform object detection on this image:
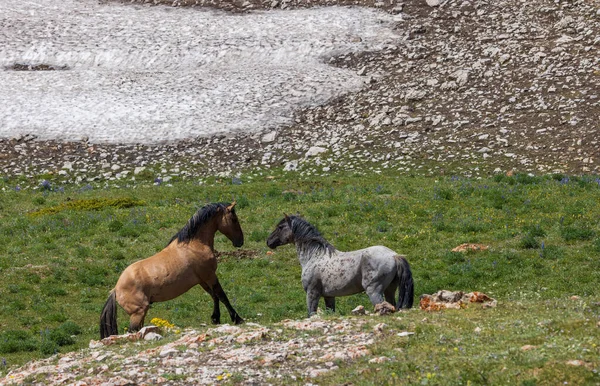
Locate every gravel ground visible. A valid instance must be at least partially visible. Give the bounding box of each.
[1,0,599,183]
[0,317,405,385]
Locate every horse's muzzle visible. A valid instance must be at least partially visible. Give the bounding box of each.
[266,239,280,249]
[232,238,244,248]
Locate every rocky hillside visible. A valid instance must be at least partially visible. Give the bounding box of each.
[1,315,407,385]
[1,0,598,186]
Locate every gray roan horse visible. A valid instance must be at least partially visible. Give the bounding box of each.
[266,215,414,315]
[100,202,244,339]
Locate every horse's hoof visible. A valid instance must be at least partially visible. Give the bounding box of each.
[234,316,244,325]
[211,318,220,325]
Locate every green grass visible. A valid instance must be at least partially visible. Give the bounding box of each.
[0,172,599,383]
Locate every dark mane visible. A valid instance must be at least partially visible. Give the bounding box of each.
[169,202,232,245]
[287,215,335,255]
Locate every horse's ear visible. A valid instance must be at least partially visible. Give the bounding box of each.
[227,201,236,211]
[284,213,291,225]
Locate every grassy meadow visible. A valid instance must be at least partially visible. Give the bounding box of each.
[0,172,599,384]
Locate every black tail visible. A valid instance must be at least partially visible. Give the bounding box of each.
[395,256,414,309]
[100,290,118,339]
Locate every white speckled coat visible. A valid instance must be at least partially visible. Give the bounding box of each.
[267,215,414,315]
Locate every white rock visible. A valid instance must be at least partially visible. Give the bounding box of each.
[284,160,299,171]
[159,348,179,357]
[351,305,365,315]
[134,166,146,175]
[305,146,327,157]
[426,0,440,6]
[88,340,103,349]
[452,69,469,86]
[261,131,277,143]
[556,35,574,45]
[144,332,163,341]
[405,89,427,101]
[499,54,511,64]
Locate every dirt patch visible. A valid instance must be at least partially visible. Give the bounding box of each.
[216,249,260,260]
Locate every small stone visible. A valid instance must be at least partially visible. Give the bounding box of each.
[351,305,365,315]
[373,323,387,333]
[451,69,469,86]
[261,131,277,143]
[136,325,160,337]
[426,0,440,6]
[308,368,330,378]
[134,166,146,175]
[159,348,179,357]
[283,160,298,171]
[143,332,163,341]
[374,301,395,315]
[521,345,536,351]
[89,340,103,349]
[499,54,511,64]
[405,89,427,101]
[305,146,327,157]
[389,5,403,14]
[369,356,390,363]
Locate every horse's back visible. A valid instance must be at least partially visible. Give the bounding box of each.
[362,245,397,257]
[115,245,212,304]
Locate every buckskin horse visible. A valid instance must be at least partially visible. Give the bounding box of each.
[267,214,414,315]
[100,202,244,339]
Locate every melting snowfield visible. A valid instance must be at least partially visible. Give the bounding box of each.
[0,0,399,143]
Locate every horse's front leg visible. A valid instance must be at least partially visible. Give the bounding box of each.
[324,297,336,313]
[212,279,244,325]
[199,282,220,324]
[306,289,321,316]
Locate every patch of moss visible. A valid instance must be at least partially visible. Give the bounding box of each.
[28,198,145,217]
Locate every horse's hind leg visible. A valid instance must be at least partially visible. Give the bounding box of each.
[128,310,148,333]
[212,279,244,325]
[324,297,336,313]
[117,291,149,333]
[384,283,398,305]
[364,284,385,306]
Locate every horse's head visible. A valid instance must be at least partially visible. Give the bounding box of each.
[217,202,244,248]
[266,214,294,249]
